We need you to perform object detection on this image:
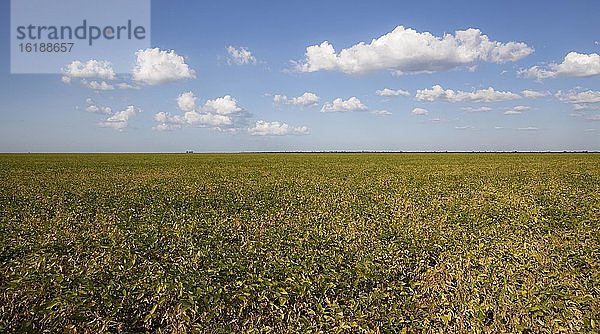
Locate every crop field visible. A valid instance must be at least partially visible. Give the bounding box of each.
[0,153,599,333]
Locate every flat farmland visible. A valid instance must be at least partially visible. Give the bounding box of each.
[0,153,598,333]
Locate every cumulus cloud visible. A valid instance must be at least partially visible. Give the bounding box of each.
[82,80,114,91]
[153,92,246,131]
[132,48,196,85]
[62,60,116,81]
[522,89,550,98]
[248,120,309,136]
[371,110,392,116]
[116,82,140,90]
[415,85,521,102]
[519,52,600,80]
[226,46,257,65]
[587,115,600,121]
[83,98,112,114]
[504,105,531,115]
[411,107,429,115]
[98,105,141,130]
[461,106,493,112]
[177,91,198,111]
[376,88,410,97]
[296,26,532,74]
[204,95,243,115]
[321,97,368,112]
[555,89,600,112]
[273,92,320,106]
[556,90,600,104]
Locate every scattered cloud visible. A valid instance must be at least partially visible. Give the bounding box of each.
[455,126,471,130]
[416,85,521,102]
[153,92,246,131]
[376,88,410,97]
[504,105,531,115]
[82,80,114,91]
[556,89,600,104]
[371,110,392,116]
[587,115,600,121]
[226,46,257,65]
[519,52,600,80]
[273,92,320,106]
[83,98,112,114]
[295,26,532,74]
[177,91,197,111]
[132,48,196,85]
[522,89,550,98]
[461,106,493,112]
[204,95,243,115]
[321,97,368,112]
[98,106,141,130]
[516,126,539,131]
[116,82,140,90]
[556,89,600,113]
[62,60,116,82]
[411,107,429,115]
[572,103,600,111]
[248,120,309,136]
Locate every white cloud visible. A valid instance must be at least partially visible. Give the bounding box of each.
[98,105,140,130]
[273,92,320,106]
[517,126,539,131]
[587,115,600,121]
[156,110,233,129]
[455,126,471,130]
[290,92,320,106]
[116,82,140,90]
[248,120,309,136]
[522,89,550,98]
[203,95,242,115]
[461,106,493,112]
[556,90,600,104]
[415,85,521,102]
[376,88,410,97]
[83,98,112,114]
[321,97,368,112]
[273,94,288,104]
[62,60,115,80]
[372,110,392,116]
[82,80,114,91]
[153,93,246,131]
[226,46,257,65]
[183,111,233,127]
[518,66,555,81]
[296,26,532,74]
[520,52,600,80]
[132,48,196,85]
[177,91,197,111]
[411,107,429,115]
[512,105,531,112]
[504,105,531,115]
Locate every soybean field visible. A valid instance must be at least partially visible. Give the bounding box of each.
[0,153,599,333]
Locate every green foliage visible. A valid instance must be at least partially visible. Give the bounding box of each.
[0,153,598,333]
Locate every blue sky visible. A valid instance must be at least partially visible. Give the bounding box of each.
[1,0,600,152]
